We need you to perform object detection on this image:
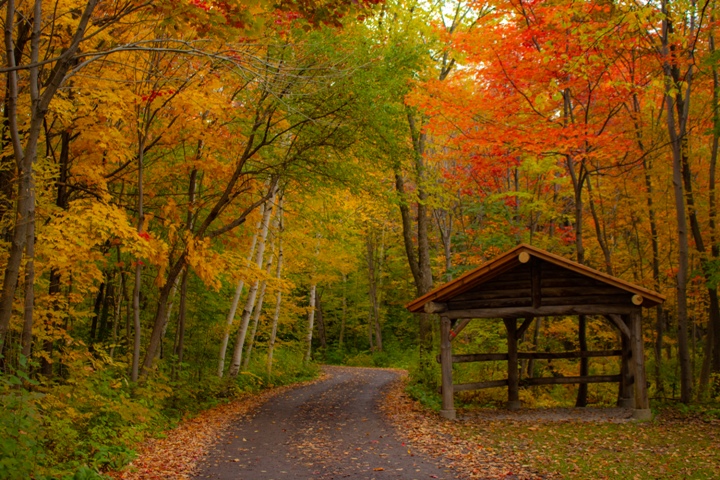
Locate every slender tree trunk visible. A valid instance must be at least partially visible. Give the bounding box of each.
[110,271,124,359]
[395,110,434,378]
[98,281,114,342]
[315,289,327,356]
[527,317,542,377]
[157,275,180,360]
[130,128,146,382]
[172,267,189,379]
[218,204,265,376]
[338,273,347,351]
[266,202,284,378]
[243,238,276,370]
[366,232,382,352]
[228,187,277,377]
[587,177,614,275]
[662,3,693,402]
[20,180,35,358]
[304,283,317,364]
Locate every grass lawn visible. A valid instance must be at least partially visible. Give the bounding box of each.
[457,409,720,479]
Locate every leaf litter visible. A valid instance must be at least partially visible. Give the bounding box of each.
[108,376,325,479]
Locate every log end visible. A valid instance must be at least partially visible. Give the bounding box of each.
[518,251,531,263]
[631,294,644,306]
[424,301,448,314]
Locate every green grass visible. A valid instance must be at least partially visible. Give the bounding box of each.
[457,408,720,479]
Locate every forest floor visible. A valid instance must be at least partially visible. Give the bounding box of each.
[110,367,720,480]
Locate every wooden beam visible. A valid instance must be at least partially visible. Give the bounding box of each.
[445,304,640,319]
[519,350,622,360]
[440,316,455,420]
[606,314,631,339]
[517,317,535,338]
[452,375,622,392]
[618,330,634,408]
[518,251,531,263]
[531,258,541,308]
[453,380,508,392]
[521,374,621,386]
[450,318,472,341]
[447,350,622,363]
[448,353,509,362]
[630,311,650,412]
[424,301,448,314]
[504,318,520,409]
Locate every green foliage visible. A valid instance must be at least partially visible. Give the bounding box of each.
[0,345,321,479]
[0,362,44,479]
[405,382,441,412]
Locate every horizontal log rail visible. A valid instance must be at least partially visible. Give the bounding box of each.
[450,374,622,393]
[441,350,622,363]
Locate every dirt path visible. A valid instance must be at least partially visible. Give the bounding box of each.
[193,366,458,480]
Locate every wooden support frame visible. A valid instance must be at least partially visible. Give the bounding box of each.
[453,374,621,393]
[504,318,520,410]
[445,305,640,319]
[450,318,472,341]
[629,311,651,419]
[517,317,535,338]
[531,258,542,308]
[440,315,455,420]
[606,314,631,339]
[408,246,663,421]
[618,326,634,408]
[445,350,622,363]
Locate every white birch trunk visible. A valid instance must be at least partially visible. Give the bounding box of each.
[228,186,277,377]
[243,230,277,369]
[304,283,317,364]
[338,273,347,350]
[217,206,265,376]
[266,202,284,378]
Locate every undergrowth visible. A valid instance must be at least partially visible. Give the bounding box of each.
[0,349,317,479]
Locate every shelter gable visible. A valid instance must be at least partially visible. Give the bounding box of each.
[447,259,638,312]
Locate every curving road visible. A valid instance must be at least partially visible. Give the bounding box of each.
[193,366,458,480]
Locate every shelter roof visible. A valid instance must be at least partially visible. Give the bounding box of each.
[405,244,665,314]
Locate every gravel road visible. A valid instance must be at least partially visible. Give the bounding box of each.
[193,366,458,480]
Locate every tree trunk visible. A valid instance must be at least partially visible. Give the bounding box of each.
[304,283,317,364]
[20,180,35,359]
[315,289,327,355]
[243,236,276,370]
[218,202,266,376]
[338,273,347,351]
[266,202,284,379]
[395,110,434,376]
[228,187,277,377]
[130,124,146,382]
[0,0,99,355]
[366,232,382,352]
[661,3,693,402]
[172,267,189,379]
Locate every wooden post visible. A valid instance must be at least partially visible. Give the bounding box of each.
[504,318,521,410]
[440,315,456,420]
[618,328,634,408]
[630,310,651,420]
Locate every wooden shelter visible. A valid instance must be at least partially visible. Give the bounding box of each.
[406,244,665,421]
